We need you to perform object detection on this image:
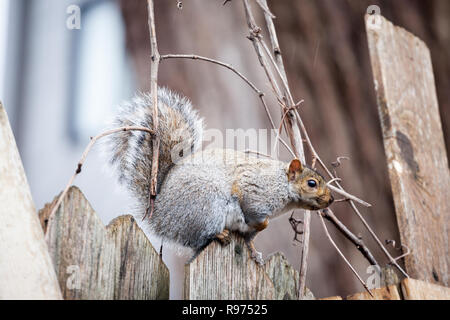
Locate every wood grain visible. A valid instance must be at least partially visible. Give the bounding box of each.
[108,215,170,299]
[347,285,401,300]
[320,296,343,300]
[0,102,62,299]
[39,186,169,299]
[184,233,275,299]
[264,252,314,300]
[366,15,450,286]
[401,278,450,300]
[184,233,315,300]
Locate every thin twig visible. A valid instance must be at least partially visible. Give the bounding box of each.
[255,0,275,18]
[49,126,155,219]
[322,208,378,266]
[326,177,342,186]
[146,0,161,220]
[260,39,295,105]
[318,211,374,297]
[298,211,311,299]
[161,54,262,96]
[244,149,272,158]
[160,54,294,157]
[288,212,304,245]
[328,185,371,208]
[258,0,303,160]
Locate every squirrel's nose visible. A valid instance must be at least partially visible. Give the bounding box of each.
[329,195,334,205]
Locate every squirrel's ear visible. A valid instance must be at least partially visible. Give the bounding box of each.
[288,159,304,181]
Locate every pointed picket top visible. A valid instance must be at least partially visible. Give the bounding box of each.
[0,102,62,299]
[184,232,315,300]
[39,186,169,299]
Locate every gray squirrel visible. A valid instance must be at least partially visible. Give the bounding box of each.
[107,87,334,264]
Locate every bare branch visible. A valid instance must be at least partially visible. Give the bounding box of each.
[161,54,262,96]
[326,177,342,186]
[318,211,374,297]
[146,0,161,220]
[298,211,311,299]
[255,0,275,18]
[49,126,155,220]
[243,149,272,158]
[328,185,371,208]
[288,212,304,245]
[322,209,378,266]
[160,54,294,157]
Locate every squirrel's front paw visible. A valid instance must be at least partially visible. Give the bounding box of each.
[246,239,265,265]
[250,250,265,265]
[215,229,231,246]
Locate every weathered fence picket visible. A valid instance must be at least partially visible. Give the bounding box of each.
[184,233,314,300]
[39,186,169,300]
[366,15,450,287]
[347,285,401,300]
[402,278,450,300]
[0,102,62,299]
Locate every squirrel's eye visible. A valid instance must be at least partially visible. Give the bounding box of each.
[307,179,317,188]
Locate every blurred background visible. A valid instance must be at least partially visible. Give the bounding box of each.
[0,0,448,299]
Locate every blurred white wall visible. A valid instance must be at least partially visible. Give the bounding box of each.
[2,0,131,216]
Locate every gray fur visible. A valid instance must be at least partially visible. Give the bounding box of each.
[106,87,203,206]
[149,149,294,250]
[108,88,333,256]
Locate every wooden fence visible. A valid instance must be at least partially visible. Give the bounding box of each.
[38,186,169,300]
[0,15,449,300]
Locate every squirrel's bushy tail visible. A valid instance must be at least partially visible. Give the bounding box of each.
[107,87,203,204]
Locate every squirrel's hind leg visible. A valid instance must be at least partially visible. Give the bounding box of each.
[186,229,232,264]
[244,217,269,265]
[187,239,213,264]
[245,236,264,265]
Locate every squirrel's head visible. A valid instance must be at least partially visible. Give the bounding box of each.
[286,159,334,210]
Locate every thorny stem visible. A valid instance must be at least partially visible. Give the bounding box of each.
[49,127,155,219]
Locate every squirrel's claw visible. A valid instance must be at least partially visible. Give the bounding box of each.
[246,239,265,265]
[251,250,265,265]
[215,229,231,246]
